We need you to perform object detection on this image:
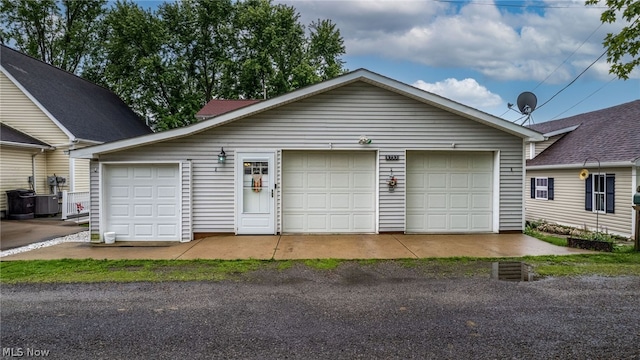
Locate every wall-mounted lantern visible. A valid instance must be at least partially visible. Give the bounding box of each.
[218,147,227,163]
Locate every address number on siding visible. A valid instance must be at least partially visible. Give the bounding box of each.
[385,155,399,161]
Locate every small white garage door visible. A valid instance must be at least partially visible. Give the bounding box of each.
[406,151,493,233]
[103,164,180,241]
[282,151,376,233]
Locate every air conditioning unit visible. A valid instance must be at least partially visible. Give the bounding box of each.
[35,194,59,216]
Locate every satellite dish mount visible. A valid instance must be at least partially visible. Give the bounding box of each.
[516,91,537,125]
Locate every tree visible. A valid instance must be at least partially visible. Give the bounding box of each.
[0,0,107,73]
[586,0,640,79]
[4,0,347,130]
[308,19,346,81]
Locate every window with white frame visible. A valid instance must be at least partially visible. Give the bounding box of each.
[535,177,548,200]
[593,174,606,212]
[585,173,614,214]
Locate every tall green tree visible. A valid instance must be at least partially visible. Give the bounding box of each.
[3,0,347,130]
[0,0,106,73]
[586,0,640,79]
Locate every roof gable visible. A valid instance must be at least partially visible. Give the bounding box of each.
[1,123,52,149]
[527,100,640,167]
[0,45,152,143]
[72,69,543,158]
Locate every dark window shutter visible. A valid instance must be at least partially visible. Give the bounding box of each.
[530,178,536,198]
[606,175,615,213]
[548,178,554,200]
[585,174,592,211]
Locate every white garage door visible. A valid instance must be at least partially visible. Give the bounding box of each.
[282,151,376,233]
[406,152,493,233]
[104,164,180,241]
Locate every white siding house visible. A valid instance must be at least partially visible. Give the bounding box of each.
[73,69,543,242]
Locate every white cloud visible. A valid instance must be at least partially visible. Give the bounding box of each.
[281,0,630,82]
[412,78,503,110]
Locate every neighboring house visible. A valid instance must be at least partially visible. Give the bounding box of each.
[0,44,152,218]
[72,69,543,243]
[525,100,640,238]
[195,99,261,121]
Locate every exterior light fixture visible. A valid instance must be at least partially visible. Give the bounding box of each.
[358,135,371,144]
[218,147,226,163]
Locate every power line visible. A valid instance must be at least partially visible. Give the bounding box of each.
[535,48,608,112]
[532,22,604,91]
[548,77,617,120]
[433,0,608,9]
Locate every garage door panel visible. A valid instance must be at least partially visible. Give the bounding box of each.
[472,173,491,188]
[110,204,129,216]
[450,174,469,188]
[134,186,153,199]
[330,193,349,209]
[283,151,375,233]
[407,152,493,233]
[428,173,446,188]
[450,214,469,230]
[330,173,350,188]
[134,204,152,216]
[105,164,180,241]
[450,194,469,209]
[134,167,152,179]
[427,194,446,209]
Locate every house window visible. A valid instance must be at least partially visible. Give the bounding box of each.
[585,174,615,214]
[593,174,605,212]
[530,177,554,200]
[535,178,548,200]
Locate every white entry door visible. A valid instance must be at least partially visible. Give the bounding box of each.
[236,152,276,234]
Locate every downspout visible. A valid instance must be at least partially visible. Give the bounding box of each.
[31,149,45,193]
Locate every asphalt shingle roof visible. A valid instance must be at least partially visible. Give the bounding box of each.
[527,100,640,166]
[1,123,50,147]
[196,99,261,119]
[1,45,152,143]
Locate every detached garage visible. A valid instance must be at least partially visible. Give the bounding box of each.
[72,69,543,243]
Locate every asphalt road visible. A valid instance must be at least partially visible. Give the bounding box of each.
[1,263,639,359]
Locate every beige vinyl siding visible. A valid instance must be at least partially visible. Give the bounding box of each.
[96,82,525,234]
[0,147,46,215]
[72,158,90,192]
[526,168,634,237]
[44,149,70,191]
[1,72,69,145]
[532,135,562,158]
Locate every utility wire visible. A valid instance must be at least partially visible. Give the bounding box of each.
[532,22,604,91]
[548,77,617,120]
[535,49,607,112]
[433,0,608,9]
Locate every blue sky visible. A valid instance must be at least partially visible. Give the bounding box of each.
[277,0,639,124]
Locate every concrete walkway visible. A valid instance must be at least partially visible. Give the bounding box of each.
[0,233,592,261]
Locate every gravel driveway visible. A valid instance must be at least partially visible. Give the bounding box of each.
[1,262,639,359]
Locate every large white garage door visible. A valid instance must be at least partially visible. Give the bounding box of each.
[282,151,376,233]
[406,151,493,233]
[103,164,180,241]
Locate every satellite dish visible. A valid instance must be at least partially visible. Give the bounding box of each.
[516,91,537,115]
